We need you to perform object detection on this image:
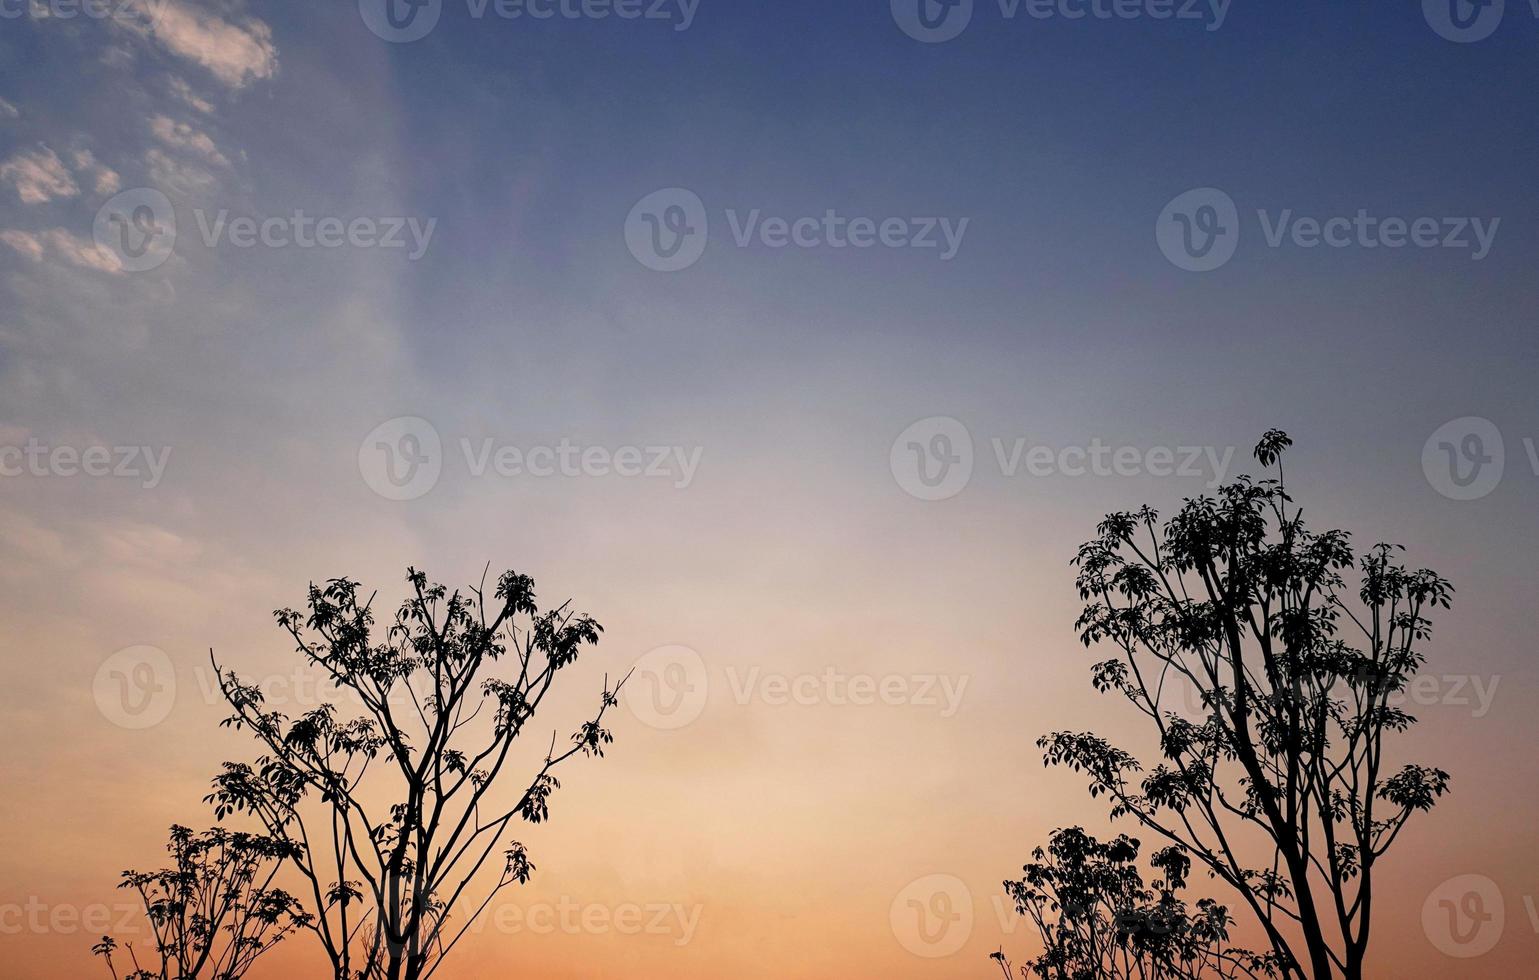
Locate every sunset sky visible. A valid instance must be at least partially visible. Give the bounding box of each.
[2,1,1538,977]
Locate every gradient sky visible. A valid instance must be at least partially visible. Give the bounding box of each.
[2,1,1538,977]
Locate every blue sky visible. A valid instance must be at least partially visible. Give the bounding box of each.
[3,2,1539,977]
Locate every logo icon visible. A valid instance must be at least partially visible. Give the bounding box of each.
[1423,874,1503,957]
[1156,187,1240,273]
[891,874,972,957]
[891,0,973,43]
[359,416,443,501]
[359,0,442,42]
[625,188,709,272]
[1423,417,1503,501]
[1423,0,1504,42]
[93,188,176,273]
[93,645,176,729]
[623,645,709,730]
[891,417,973,501]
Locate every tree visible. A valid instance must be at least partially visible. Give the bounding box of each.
[1038,431,1452,980]
[993,826,1277,980]
[205,566,627,980]
[92,825,308,980]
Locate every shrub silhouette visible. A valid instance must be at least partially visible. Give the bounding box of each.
[994,826,1277,979]
[93,825,308,979]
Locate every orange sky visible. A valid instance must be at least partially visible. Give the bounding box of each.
[3,446,1536,978]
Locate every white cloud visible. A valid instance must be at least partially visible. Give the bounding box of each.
[133,0,278,89]
[0,146,79,204]
[168,76,215,114]
[1,230,46,262]
[150,115,231,169]
[101,43,136,70]
[0,227,121,273]
[41,229,124,274]
[145,147,217,196]
[0,97,18,120]
[70,150,123,196]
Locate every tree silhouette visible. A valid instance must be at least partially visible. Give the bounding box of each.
[92,825,308,979]
[1037,432,1451,980]
[204,567,626,980]
[993,826,1277,980]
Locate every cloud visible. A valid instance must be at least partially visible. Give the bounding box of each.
[133,0,278,89]
[0,97,18,120]
[168,76,215,114]
[150,115,231,169]
[1,146,123,204]
[145,147,217,196]
[71,150,123,196]
[1,230,46,262]
[0,146,79,204]
[101,43,136,70]
[41,229,124,274]
[98,521,203,567]
[0,509,71,573]
[3,229,125,274]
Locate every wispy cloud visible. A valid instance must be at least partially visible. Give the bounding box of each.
[71,150,123,196]
[145,147,217,195]
[0,146,79,204]
[150,115,231,169]
[124,0,278,90]
[1,228,124,275]
[40,229,124,274]
[168,76,215,114]
[101,43,137,71]
[0,97,19,120]
[0,509,71,573]
[0,230,46,262]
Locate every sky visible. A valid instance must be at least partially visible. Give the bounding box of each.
[1,0,1538,977]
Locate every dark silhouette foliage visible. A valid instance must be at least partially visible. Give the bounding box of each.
[1031,432,1451,979]
[204,566,626,980]
[93,825,308,979]
[993,826,1277,979]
